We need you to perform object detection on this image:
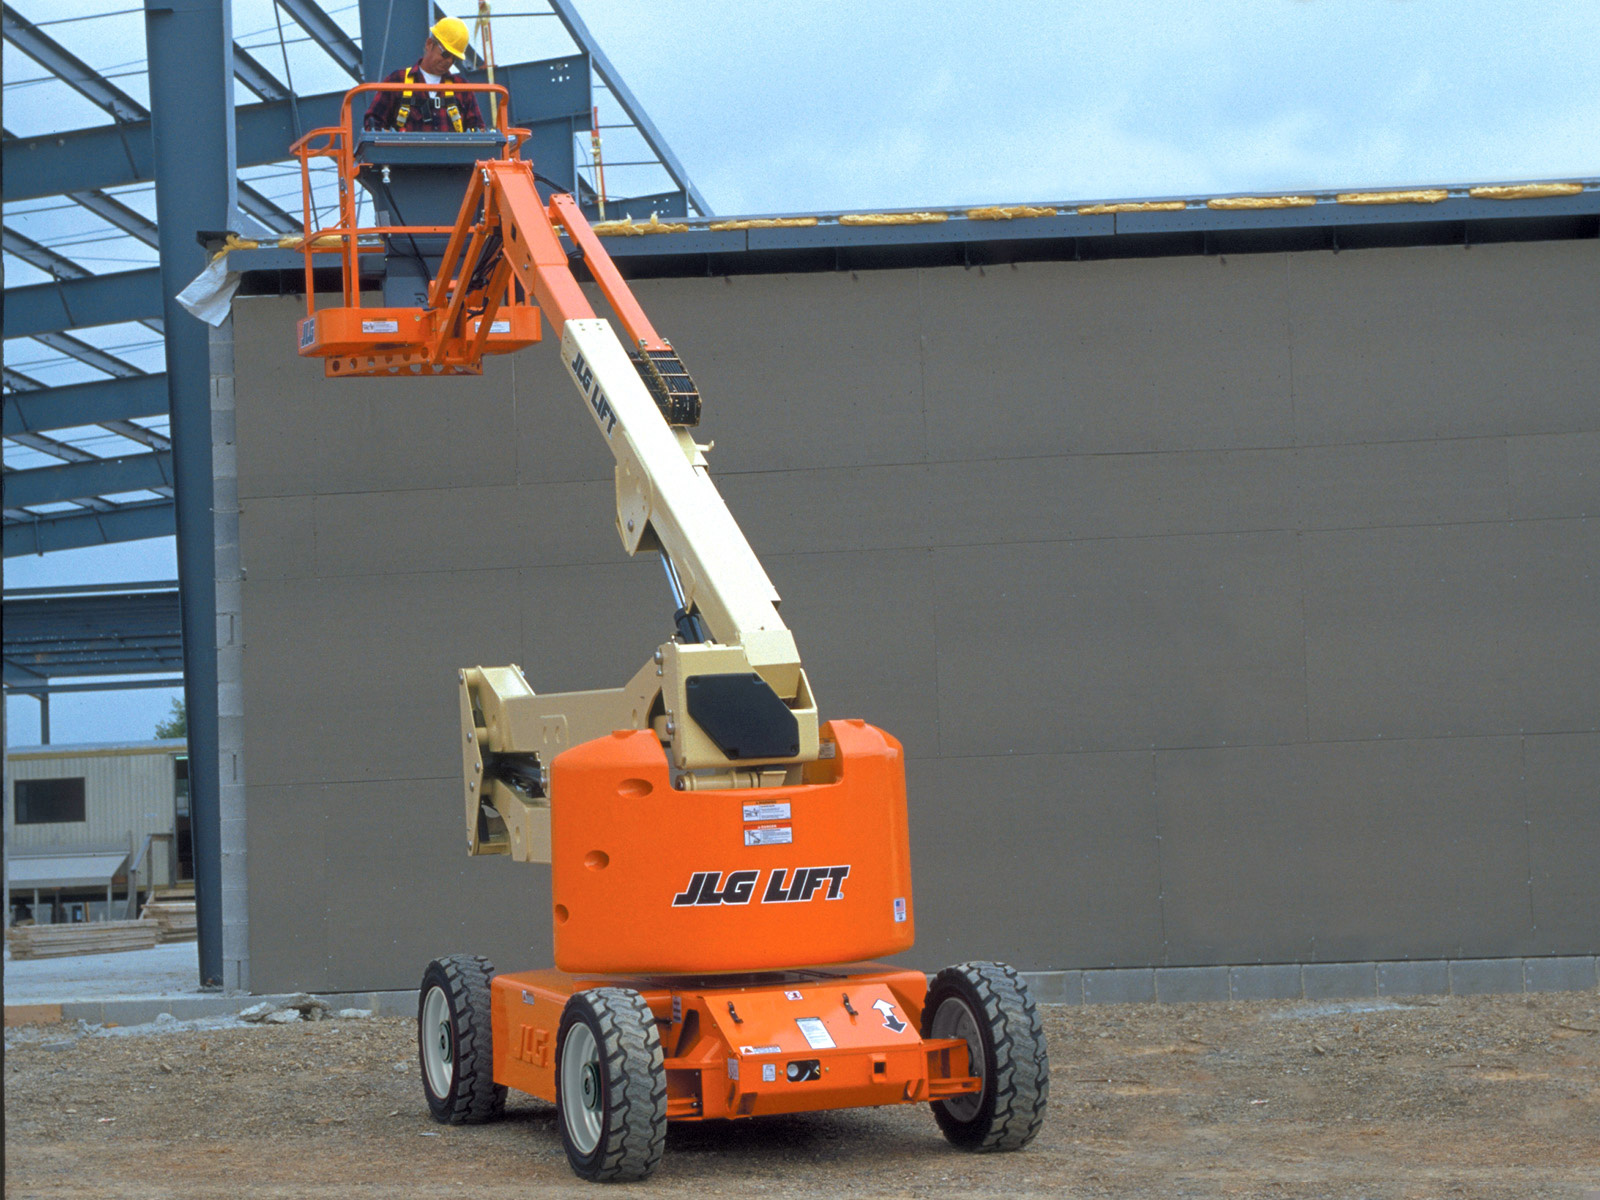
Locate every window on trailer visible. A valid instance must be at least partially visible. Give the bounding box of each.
[15,778,87,824]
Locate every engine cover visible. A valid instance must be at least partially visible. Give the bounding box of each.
[549,720,915,974]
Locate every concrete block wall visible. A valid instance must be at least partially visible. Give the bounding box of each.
[232,238,1599,993]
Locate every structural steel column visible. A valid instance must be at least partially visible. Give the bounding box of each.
[360,0,428,81]
[143,0,236,989]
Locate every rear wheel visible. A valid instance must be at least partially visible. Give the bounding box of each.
[923,961,1049,1151]
[556,987,667,1182]
[418,955,506,1124]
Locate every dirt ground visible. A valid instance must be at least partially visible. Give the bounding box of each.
[6,990,1599,1199]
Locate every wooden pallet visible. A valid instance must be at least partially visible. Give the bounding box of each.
[7,919,162,959]
[141,900,198,943]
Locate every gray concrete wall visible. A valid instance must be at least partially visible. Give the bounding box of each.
[233,238,1599,993]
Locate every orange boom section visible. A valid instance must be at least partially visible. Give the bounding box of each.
[549,720,915,975]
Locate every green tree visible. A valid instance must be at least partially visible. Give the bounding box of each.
[154,697,187,740]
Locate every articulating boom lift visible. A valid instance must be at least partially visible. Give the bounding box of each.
[292,83,1048,1182]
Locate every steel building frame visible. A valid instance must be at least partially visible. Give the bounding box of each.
[2,0,703,986]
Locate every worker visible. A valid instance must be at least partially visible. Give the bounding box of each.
[363,17,485,132]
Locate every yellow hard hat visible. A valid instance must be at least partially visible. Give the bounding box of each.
[429,16,470,59]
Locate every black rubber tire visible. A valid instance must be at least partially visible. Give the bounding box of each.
[555,987,668,1183]
[922,961,1049,1151]
[417,955,507,1124]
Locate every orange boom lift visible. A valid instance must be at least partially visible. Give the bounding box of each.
[292,82,1048,1182]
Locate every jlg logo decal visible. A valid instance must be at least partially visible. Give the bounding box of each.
[568,350,617,436]
[671,866,850,907]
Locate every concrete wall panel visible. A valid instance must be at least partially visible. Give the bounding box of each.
[1155,738,1530,966]
[1287,242,1600,445]
[1506,432,1600,520]
[919,255,1296,460]
[1523,733,1600,956]
[632,271,930,474]
[236,297,521,498]
[905,750,1163,969]
[933,532,1306,757]
[1301,520,1600,741]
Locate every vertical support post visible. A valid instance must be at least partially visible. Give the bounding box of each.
[360,0,428,81]
[2,688,10,928]
[143,0,237,990]
[211,315,251,995]
[38,693,50,745]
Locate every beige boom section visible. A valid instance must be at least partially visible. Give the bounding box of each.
[459,318,819,864]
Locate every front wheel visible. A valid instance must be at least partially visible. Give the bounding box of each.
[923,961,1049,1151]
[418,955,506,1124]
[556,987,667,1182]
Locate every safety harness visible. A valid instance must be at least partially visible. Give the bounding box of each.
[394,66,465,132]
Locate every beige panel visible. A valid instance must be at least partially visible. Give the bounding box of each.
[238,495,315,580]
[929,449,1296,546]
[763,547,942,758]
[234,295,519,499]
[1301,520,1600,741]
[933,532,1306,757]
[629,270,930,473]
[904,751,1164,968]
[920,254,1295,460]
[307,481,619,579]
[248,777,548,993]
[1156,737,1531,964]
[715,463,935,557]
[243,570,525,787]
[1523,733,1600,956]
[513,558,671,699]
[1506,432,1600,520]
[1292,438,1511,530]
[1288,240,1600,444]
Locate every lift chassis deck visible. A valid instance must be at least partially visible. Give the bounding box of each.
[491,964,976,1120]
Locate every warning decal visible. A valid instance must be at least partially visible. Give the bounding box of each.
[795,1017,835,1050]
[743,824,793,847]
[743,802,791,822]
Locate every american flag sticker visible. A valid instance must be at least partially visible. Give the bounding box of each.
[893,897,907,923]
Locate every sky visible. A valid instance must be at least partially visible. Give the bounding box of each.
[4,0,1599,744]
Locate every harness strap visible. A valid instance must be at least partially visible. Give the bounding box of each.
[394,66,416,128]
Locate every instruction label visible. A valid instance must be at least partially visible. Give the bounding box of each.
[739,1044,781,1056]
[743,824,793,847]
[743,802,791,822]
[361,319,399,334]
[795,1018,835,1050]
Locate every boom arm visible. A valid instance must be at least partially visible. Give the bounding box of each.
[439,161,819,862]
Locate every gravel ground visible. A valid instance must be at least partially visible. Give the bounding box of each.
[6,990,1599,1199]
[3,943,201,1003]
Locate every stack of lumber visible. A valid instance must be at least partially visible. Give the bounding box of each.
[141,898,198,943]
[7,919,161,959]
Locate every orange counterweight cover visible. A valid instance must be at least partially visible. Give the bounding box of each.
[549,720,915,975]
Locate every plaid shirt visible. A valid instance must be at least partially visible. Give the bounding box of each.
[363,62,485,132]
